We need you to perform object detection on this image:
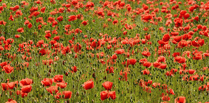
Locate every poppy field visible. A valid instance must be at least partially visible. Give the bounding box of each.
[1,0,209,102]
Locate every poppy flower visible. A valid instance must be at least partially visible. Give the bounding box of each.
[2,65,14,74]
[159,64,167,69]
[115,49,125,54]
[53,75,64,83]
[53,36,60,41]
[17,27,24,33]
[174,96,186,103]
[100,91,109,100]
[72,66,77,72]
[152,82,160,88]
[193,53,202,60]
[198,85,206,91]
[108,91,116,100]
[20,91,28,98]
[7,81,18,89]
[1,83,9,91]
[141,51,151,57]
[82,20,88,26]
[28,23,32,28]
[129,59,137,65]
[174,18,183,27]
[74,43,82,53]
[188,69,195,74]
[15,34,20,38]
[46,86,58,94]
[62,91,72,99]
[119,71,128,81]
[54,92,62,99]
[157,56,166,62]
[111,54,117,59]
[162,34,170,42]
[68,15,77,22]
[41,78,53,86]
[106,66,114,73]
[102,81,113,90]
[21,85,32,93]
[167,89,175,95]
[143,62,152,68]
[162,95,170,101]
[142,69,150,75]
[83,80,94,90]
[153,62,161,68]
[139,58,147,64]
[6,99,17,103]
[20,78,33,86]
[56,82,67,89]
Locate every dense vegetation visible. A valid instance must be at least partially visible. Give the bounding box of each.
[0,0,209,102]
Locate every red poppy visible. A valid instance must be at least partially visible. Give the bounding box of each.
[167,89,175,95]
[119,71,128,81]
[198,85,207,91]
[6,99,17,103]
[143,62,152,68]
[83,80,94,90]
[115,49,125,54]
[57,16,63,22]
[108,91,116,100]
[74,43,82,53]
[20,91,28,98]
[28,23,32,28]
[157,56,166,62]
[56,82,67,89]
[162,34,170,42]
[139,58,147,64]
[100,91,109,100]
[68,15,77,22]
[102,81,113,90]
[159,64,167,69]
[21,85,32,93]
[188,69,195,74]
[72,66,77,72]
[1,83,8,91]
[141,51,151,57]
[174,96,186,103]
[162,95,170,101]
[20,78,33,86]
[153,62,161,68]
[2,65,14,74]
[7,81,18,89]
[129,59,137,65]
[17,27,24,33]
[174,18,183,27]
[62,91,72,99]
[39,48,46,55]
[9,15,14,21]
[53,36,60,41]
[46,86,58,94]
[142,69,150,75]
[152,82,160,88]
[82,20,88,26]
[41,78,53,86]
[193,53,202,60]
[111,54,117,59]
[53,75,64,83]
[15,34,20,38]
[106,66,114,73]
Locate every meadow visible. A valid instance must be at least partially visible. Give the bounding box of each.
[0,0,209,102]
